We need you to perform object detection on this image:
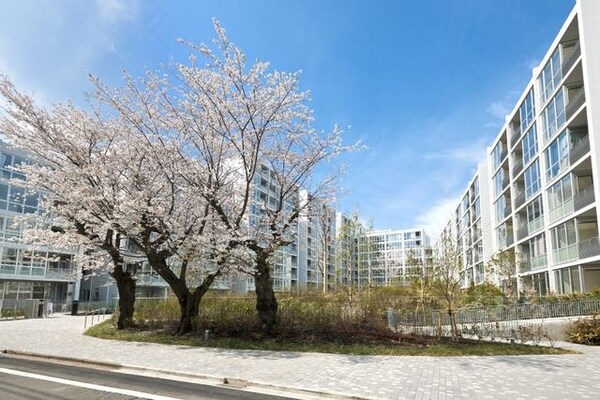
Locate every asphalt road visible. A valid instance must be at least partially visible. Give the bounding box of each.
[0,354,296,400]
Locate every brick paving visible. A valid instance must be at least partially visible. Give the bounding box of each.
[0,314,598,399]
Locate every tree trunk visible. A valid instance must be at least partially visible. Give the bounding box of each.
[176,290,199,335]
[111,268,136,330]
[254,250,278,335]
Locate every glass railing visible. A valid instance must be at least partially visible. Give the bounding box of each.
[566,88,586,121]
[530,254,548,271]
[569,136,590,165]
[528,216,544,235]
[552,243,578,264]
[562,41,581,75]
[574,185,595,211]
[548,197,574,223]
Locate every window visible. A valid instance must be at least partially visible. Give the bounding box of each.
[524,160,540,199]
[493,169,505,197]
[522,124,538,165]
[551,219,577,250]
[495,196,507,224]
[529,234,546,258]
[539,47,562,105]
[542,89,566,141]
[555,266,581,295]
[520,89,536,132]
[545,129,569,180]
[492,142,506,171]
[474,198,481,219]
[526,196,543,232]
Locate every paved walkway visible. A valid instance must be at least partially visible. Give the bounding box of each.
[0,314,599,400]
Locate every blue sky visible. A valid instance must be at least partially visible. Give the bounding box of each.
[0,0,576,236]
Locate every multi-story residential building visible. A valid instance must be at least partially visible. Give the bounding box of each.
[446,0,600,296]
[355,228,430,287]
[443,164,493,288]
[0,142,79,313]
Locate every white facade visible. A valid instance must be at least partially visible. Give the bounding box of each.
[446,0,600,296]
[0,142,79,312]
[355,228,430,287]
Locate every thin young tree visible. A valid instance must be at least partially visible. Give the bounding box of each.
[430,235,463,341]
[486,249,519,303]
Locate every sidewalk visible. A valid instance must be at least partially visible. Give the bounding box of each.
[1,314,599,400]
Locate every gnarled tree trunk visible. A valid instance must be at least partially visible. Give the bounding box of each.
[111,267,136,330]
[254,250,278,335]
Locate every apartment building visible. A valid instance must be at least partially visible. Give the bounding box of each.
[446,0,600,296]
[355,228,430,287]
[0,142,79,313]
[444,164,493,288]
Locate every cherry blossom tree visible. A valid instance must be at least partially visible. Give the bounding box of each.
[0,78,138,329]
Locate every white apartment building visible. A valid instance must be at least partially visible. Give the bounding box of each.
[355,228,430,287]
[446,0,600,296]
[0,142,79,313]
[444,164,493,288]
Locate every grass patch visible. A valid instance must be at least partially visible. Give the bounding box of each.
[86,320,575,357]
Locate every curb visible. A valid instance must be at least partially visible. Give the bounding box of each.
[1,349,366,400]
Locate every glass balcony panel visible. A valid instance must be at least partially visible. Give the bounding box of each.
[548,197,574,223]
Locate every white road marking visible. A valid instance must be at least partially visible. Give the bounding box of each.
[0,367,183,400]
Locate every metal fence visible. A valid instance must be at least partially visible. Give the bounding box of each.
[388,299,600,341]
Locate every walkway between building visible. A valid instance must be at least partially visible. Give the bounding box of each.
[0,314,598,400]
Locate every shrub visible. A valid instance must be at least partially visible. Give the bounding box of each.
[567,315,600,345]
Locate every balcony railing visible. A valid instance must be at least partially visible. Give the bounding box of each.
[574,185,595,211]
[137,274,168,286]
[503,205,512,219]
[548,197,574,223]
[562,41,581,75]
[579,237,600,260]
[512,158,524,177]
[519,254,547,273]
[514,191,526,209]
[517,224,528,241]
[510,125,522,148]
[528,216,544,235]
[569,135,590,165]
[502,174,510,190]
[552,237,600,265]
[566,88,586,121]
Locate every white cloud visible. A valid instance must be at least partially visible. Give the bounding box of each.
[414,196,460,241]
[422,139,488,165]
[0,0,142,102]
[487,100,509,120]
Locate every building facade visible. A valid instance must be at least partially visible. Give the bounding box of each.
[0,143,79,313]
[446,0,600,296]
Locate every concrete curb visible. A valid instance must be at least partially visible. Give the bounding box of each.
[1,349,367,400]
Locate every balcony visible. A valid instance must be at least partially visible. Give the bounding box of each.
[503,205,512,219]
[137,274,168,286]
[552,237,600,265]
[528,216,544,235]
[514,191,526,209]
[512,158,524,178]
[517,224,528,241]
[518,254,547,273]
[562,41,581,75]
[569,135,590,165]
[549,197,574,224]
[566,88,586,121]
[510,125,522,148]
[574,185,595,211]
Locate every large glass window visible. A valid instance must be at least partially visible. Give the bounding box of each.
[495,196,507,224]
[545,129,569,180]
[548,173,574,210]
[527,196,544,233]
[551,219,577,250]
[492,142,506,171]
[555,266,581,295]
[520,89,536,132]
[542,89,566,141]
[524,160,541,199]
[529,234,546,258]
[493,169,505,197]
[522,124,538,165]
[539,47,562,105]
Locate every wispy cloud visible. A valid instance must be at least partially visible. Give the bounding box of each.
[415,196,460,241]
[0,0,142,102]
[487,101,509,120]
[422,139,488,164]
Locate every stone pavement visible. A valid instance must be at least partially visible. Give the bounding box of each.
[0,314,599,400]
